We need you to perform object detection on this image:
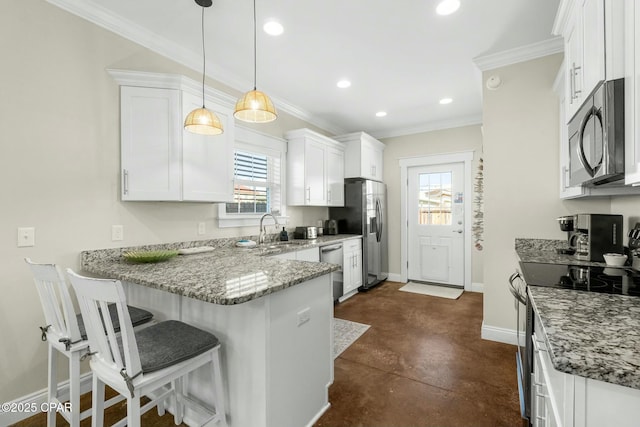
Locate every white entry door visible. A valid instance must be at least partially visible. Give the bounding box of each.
[407,162,465,287]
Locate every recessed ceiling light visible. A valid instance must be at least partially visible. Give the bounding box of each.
[439,98,453,105]
[436,0,460,15]
[337,80,351,89]
[263,20,284,36]
[376,111,387,117]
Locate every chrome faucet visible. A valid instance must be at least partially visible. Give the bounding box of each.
[259,213,278,244]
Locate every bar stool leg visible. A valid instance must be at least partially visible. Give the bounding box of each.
[47,346,57,427]
[127,395,141,427]
[68,351,81,427]
[211,348,228,427]
[91,375,105,427]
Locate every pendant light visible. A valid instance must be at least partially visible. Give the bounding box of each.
[234,0,277,123]
[184,0,224,135]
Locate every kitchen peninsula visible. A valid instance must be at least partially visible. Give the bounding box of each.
[81,237,343,427]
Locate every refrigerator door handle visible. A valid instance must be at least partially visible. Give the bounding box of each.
[375,198,383,242]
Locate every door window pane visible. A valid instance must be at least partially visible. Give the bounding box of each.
[418,172,452,225]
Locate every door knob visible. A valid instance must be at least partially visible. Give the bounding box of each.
[453,229,463,234]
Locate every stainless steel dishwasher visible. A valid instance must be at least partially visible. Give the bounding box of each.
[320,243,343,302]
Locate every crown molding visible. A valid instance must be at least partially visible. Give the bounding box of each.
[473,37,564,72]
[371,114,483,140]
[47,0,346,135]
[552,0,575,35]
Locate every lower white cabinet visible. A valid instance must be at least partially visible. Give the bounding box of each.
[532,309,640,427]
[270,247,319,262]
[342,239,362,295]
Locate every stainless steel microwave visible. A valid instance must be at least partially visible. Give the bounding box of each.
[568,78,624,187]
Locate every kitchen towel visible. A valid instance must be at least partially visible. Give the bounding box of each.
[334,318,370,358]
[399,282,463,299]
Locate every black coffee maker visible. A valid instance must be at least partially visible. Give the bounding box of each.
[573,214,623,261]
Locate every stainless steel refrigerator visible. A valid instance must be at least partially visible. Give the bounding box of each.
[329,178,388,290]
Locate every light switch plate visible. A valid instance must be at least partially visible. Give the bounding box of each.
[111,225,124,241]
[198,222,206,235]
[17,227,35,247]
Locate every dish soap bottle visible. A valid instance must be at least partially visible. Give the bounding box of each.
[279,227,288,241]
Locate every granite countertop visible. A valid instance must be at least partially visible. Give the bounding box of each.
[81,234,360,305]
[516,237,640,389]
[528,286,640,389]
[515,238,608,267]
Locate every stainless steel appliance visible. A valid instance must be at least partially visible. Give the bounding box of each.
[568,78,624,187]
[324,219,339,235]
[573,214,623,261]
[556,215,577,255]
[329,178,388,290]
[320,243,343,302]
[293,226,318,240]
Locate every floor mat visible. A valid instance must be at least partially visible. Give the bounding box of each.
[334,318,370,358]
[399,282,463,299]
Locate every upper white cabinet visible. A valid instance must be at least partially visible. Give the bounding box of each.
[554,62,589,199]
[335,132,385,181]
[110,70,235,202]
[285,128,345,207]
[554,0,624,122]
[625,0,640,185]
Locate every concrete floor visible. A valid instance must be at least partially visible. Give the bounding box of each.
[13,281,522,427]
[315,281,522,427]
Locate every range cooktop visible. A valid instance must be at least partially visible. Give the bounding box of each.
[520,262,640,297]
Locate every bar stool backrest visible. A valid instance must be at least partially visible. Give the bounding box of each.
[25,258,82,345]
[66,270,142,379]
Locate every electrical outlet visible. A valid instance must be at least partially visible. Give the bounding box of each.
[198,222,206,235]
[297,307,311,326]
[111,225,124,241]
[17,227,35,247]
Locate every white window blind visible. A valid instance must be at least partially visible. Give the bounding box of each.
[225,149,282,216]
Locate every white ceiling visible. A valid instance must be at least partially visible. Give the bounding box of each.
[48,0,562,138]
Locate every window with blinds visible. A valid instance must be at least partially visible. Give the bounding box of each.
[225,150,282,215]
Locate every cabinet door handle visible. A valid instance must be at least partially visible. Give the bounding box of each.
[572,63,582,99]
[123,169,129,195]
[327,189,331,202]
[306,187,311,202]
[371,165,376,177]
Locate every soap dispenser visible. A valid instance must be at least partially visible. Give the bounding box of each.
[279,227,288,241]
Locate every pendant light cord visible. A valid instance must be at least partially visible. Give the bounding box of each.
[201,6,206,107]
[253,0,257,91]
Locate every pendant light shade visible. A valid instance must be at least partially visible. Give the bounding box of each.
[184,107,223,135]
[234,0,277,123]
[185,0,224,136]
[234,89,277,123]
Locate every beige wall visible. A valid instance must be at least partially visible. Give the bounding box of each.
[381,126,484,284]
[0,0,327,402]
[481,54,618,332]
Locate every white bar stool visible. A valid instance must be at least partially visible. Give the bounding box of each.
[24,258,154,427]
[66,269,228,427]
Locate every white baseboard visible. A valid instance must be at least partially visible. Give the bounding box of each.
[481,321,525,346]
[470,282,484,293]
[0,372,92,425]
[386,273,403,283]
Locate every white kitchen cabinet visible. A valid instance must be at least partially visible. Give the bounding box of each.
[554,0,624,123]
[111,70,235,202]
[342,238,362,296]
[625,0,640,185]
[335,132,385,181]
[532,307,640,427]
[270,246,319,262]
[554,62,589,199]
[285,128,345,206]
